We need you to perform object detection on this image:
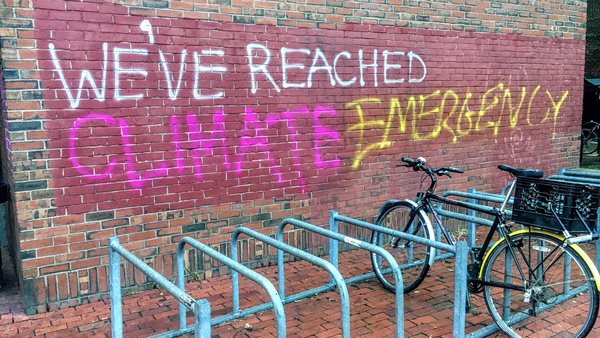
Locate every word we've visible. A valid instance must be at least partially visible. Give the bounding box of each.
[347,82,569,168]
[49,20,427,109]
[69,107,341,189]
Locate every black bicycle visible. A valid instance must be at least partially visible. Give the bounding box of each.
[582,120,600,155]
[370,157,600,337]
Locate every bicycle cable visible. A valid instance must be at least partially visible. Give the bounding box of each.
[419,172,428,193]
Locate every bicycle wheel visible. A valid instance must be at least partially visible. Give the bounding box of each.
[581,128,598,155]
[481,230,599,337]
[370,201,432,293]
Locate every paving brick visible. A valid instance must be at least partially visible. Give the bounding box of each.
[2,244,600,337]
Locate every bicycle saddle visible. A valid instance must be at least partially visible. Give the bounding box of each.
[498,164,544,178]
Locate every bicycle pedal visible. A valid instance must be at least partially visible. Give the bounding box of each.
[467,280,483,293]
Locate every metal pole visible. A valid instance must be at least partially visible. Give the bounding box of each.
[276,234,286,301]
[467,188,477,248]
[329,210,339,284]
[393,265,405,338]
[276,227,285,302]
[109,237,123,338]
[453,241,468,337]
[193,299,211,338]
[229,238,244,311]
[331,214,455,253]
[177,243,186,330]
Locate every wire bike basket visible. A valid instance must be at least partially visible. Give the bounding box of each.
[512,177,600,240]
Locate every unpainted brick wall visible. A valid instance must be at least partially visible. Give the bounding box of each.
[0,0,588,313]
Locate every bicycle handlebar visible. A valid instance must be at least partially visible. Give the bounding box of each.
[399,157,426,170]
[399,157,464,178]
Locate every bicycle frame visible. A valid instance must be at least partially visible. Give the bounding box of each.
[426,193,507,259]
[405,178,533,291]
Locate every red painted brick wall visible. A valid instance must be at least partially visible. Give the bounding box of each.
[0,0,587,313]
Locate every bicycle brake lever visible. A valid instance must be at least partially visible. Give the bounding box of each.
[436,169,451,178]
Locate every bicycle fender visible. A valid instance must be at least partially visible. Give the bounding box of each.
[478,229,600,291]
[376,199,402,219]
[400,199,436,267]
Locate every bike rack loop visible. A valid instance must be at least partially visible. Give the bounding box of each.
[549,175,600,186]
[436,190,513,227]
[174,237,286,338]
[108,237,211,338]
[557,168,600,180]
[231,227,351,338]
[276,217,406,338]
[435,189,512,254]
[329,211,469,338]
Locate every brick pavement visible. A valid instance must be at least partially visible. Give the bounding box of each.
[1,249,599,337]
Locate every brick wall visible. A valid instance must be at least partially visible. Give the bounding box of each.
[0,0,587,313]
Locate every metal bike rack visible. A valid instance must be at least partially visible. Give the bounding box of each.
[231,227,351,338]
[172,237,287,338]
[329,211,470,338]
[276,217,406,338]
[435,189,513,254]
[108,216,404,338]
[437,190,512,227]
[108,237,211,338]
[550,168,600,186]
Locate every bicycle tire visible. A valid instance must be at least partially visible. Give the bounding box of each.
[370,201,432,293]
[481,230,599,337]
[582,121,599,130]
[581,127,598,155]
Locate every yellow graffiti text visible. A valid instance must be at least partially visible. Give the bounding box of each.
[346,83,569,169]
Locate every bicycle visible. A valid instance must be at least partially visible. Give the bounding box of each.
[582,120,600,155]
[370,157,600,337]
